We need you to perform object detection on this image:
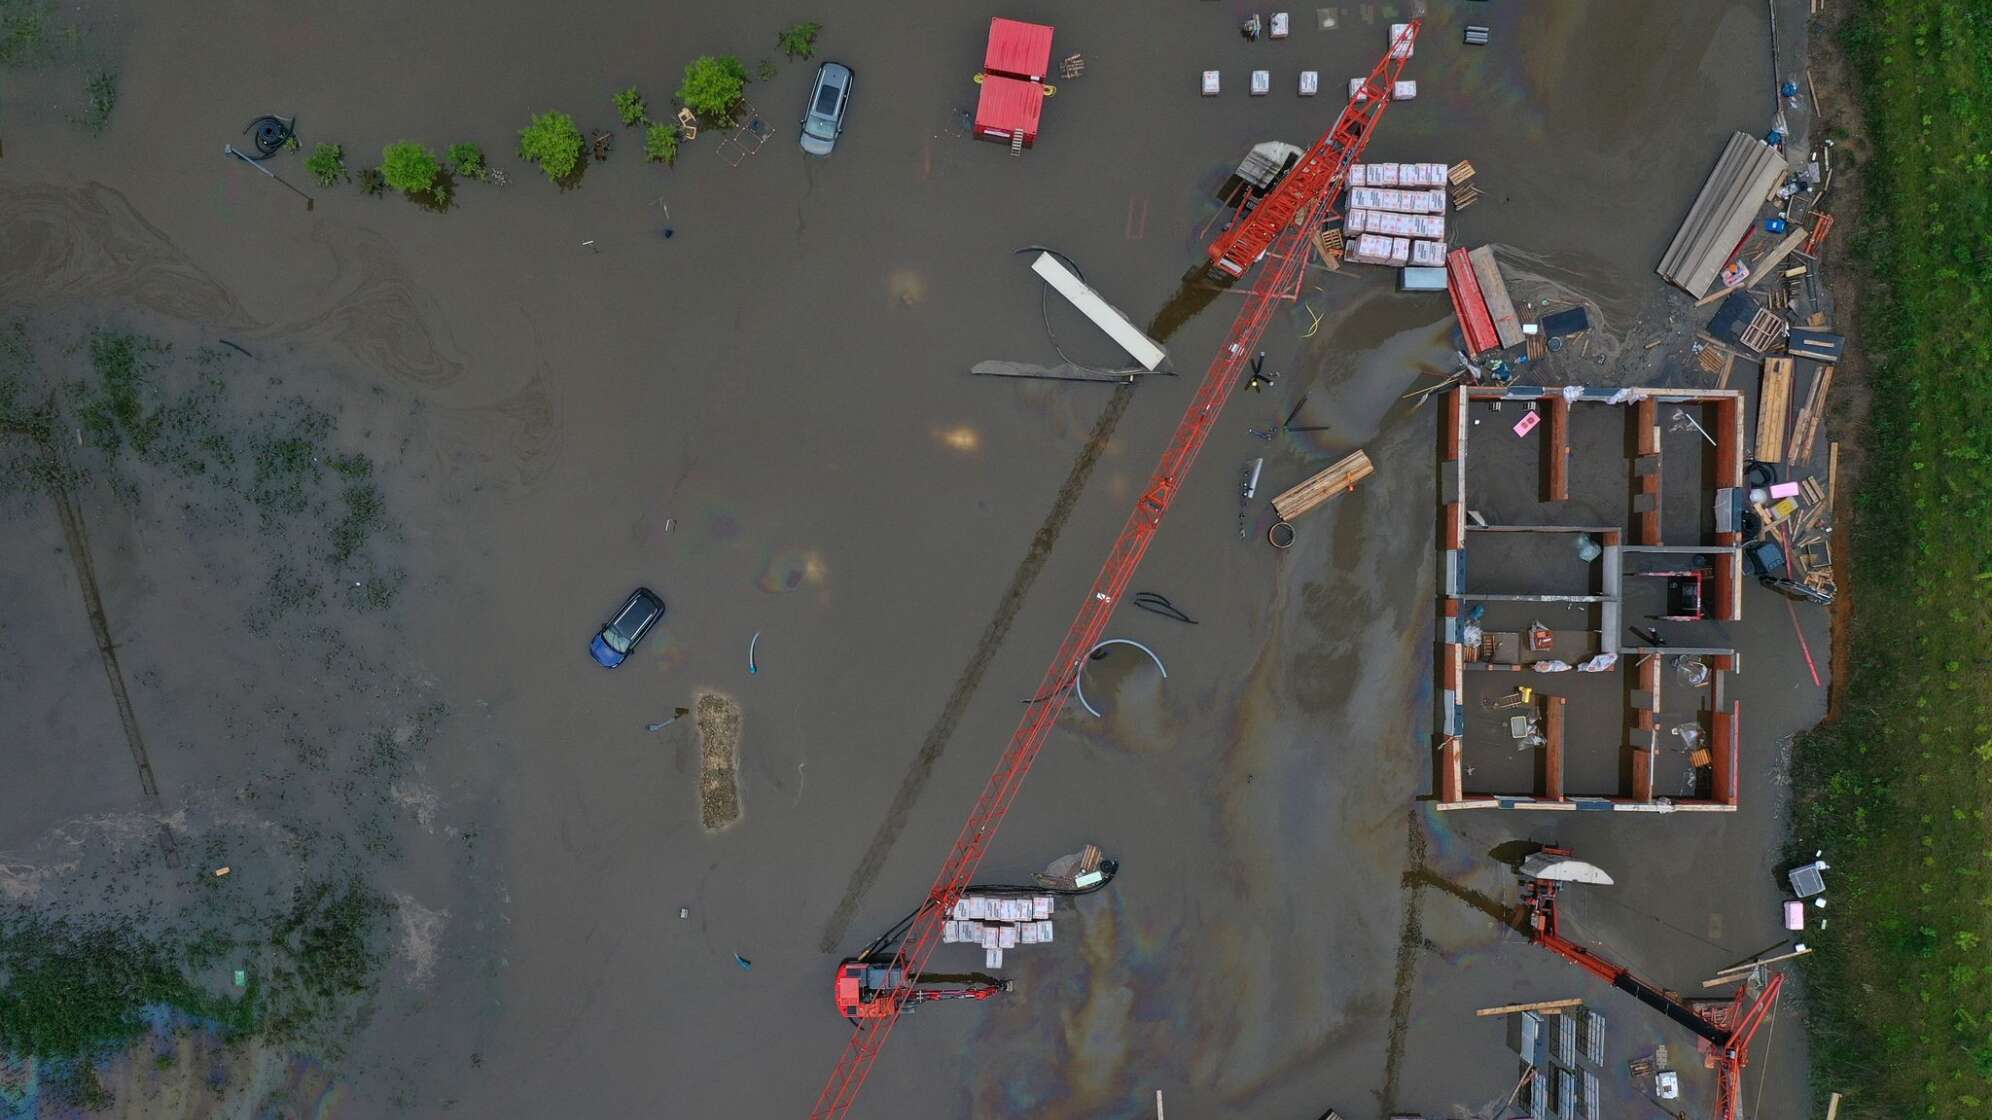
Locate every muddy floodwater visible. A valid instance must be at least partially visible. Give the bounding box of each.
[2,1,1825,1117]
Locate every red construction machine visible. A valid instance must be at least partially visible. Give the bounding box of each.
[1519,849,1784,1120]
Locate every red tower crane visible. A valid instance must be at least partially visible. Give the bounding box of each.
[1519,856,1784,1120]
[807,22,1421,1119]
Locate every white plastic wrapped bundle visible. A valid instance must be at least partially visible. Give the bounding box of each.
[1034,896,1053,919]
[1037,919,1054,943]
[985,947,1004,969]
[1411,240,1447,267]
[998,924,1018,950]
[1420,162,1450,184]
[1344,209,1369,234]
[952,899,970,920]
[1368,162,1401,186]
[1425,188,1448,213]
[1413,214,1446,239]
[1349,78,1381,102]
[1019,921,1040,945]
[1388,237,1411,266]
[1347,164,1367,187]
[1389,22,1415,58]
[1372,211,1416,237]
[1349,233,1394,262]
[1393,80,1418,101]
[1348,186,1378,211]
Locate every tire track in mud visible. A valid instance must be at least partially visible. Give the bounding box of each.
[0,181,249,326]
[816,378,1137,950]
[815,270,1227,950]
[1378,810,1521,1112]
[39,441,161,801]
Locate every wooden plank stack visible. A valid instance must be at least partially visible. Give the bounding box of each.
[1271,449,1374,523]
[1787,364,1834,465]
[1756,357,1794,461]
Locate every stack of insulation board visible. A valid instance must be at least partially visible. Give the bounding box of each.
[1348,187,1447,214]
[1345,79,1420,101]
[1656,131,1787,296]
[943,893,1055,970]
[1346,210,1445,239]
[1346,234,1412,266]
[1350,162,1451,187]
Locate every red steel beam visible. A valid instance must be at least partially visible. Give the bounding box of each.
[809,25,1420,1119]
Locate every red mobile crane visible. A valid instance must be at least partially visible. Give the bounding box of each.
[1519,856,1784,1120]
[807,22,1421,1118]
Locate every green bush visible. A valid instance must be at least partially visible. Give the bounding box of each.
[677,55,747,122]
[447,142,486,180]
[517,110,584,183]
[644,123,678,165]
[612,86,647,127]
[379,141,442,198]
[76,69,116,134]
[305,143,347,187]
[777,22,820,61]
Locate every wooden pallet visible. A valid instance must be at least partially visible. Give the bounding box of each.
[1739,308,1789,354]
[1787,364,1834,465]
[1271,449,1374,523]
[1756,357,1794,462]
[1449,160,1477,185]
[1059,53,1085,79]
[1696,338,1738,387]
[1312,228,1343,270]
[1449,183,1482,209]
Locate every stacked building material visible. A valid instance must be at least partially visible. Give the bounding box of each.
[1350,162,1450,187]
[1656,132,1787,296]
[1348,186,1446,214]
[1346,210,1443,239]
[943,893,1056,970]
[1347,234,1412,266]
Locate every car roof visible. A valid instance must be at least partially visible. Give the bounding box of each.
[818,61,851,86]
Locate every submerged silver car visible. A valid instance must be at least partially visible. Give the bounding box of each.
[799,62,853,156]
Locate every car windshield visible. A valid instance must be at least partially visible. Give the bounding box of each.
[814,82,840,116]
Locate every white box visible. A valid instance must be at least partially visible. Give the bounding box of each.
[1411,240,1447,267]
[1389,22,1415,58]
[1369,163,1401,186]
[982,924,999,949]
[1344,209,1368,234]
[1250,70,1270,96]
[1349,78,1371,101]
[951,899,970,921]
[1033,896,1052,919]
[1019,922,1039,945]
[1298,70,1318,96]
[1413,214,1445,239]
[1270,12,1290,38]
[1348,163,1367,187]
[1393,80,1418,101]
[942,920,959,943]
[1202,70,1221,96]
[985,947,1004,969]
[998,925,1018,949]
[1037,920,1054,943]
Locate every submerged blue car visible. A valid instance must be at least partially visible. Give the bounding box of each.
[589,587,665,668]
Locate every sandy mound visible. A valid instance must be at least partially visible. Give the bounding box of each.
[697,691,742,831]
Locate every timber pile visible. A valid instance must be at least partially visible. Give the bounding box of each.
[1271,449,1373,523]
[1658,131,1787,296]
[1787,364,1834,464]
[1756,357,1794,462]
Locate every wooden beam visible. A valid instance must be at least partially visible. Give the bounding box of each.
[1715,944,1814,976]
[1788,364,1834,465]
[1543,695,1567,801]
[1745,227,1812,291]
[1756,357,1794,462]
[1545,396,1570,501]
[1826,441,1839,508]
[1826,1092,1842,1120]
[1475,997,1583,1017]
[1271,449,1374,523]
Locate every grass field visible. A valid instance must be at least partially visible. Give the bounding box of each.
[1792,2,1992,1115]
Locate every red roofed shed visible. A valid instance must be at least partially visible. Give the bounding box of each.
[985,18,1054,82]
[974,74,1043,148]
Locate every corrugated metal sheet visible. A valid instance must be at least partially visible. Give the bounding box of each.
[1657,132,1787,296]
[1448,248,1500,354]
[1469,245,1523,349]
[985,18,1053,81]
[974,75,1043,144]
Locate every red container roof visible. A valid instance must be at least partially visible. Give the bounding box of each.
[985,18,1054,81]
[974,75,1044,138]
[1446,247,1501,355]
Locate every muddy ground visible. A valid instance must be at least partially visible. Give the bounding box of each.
[2,0,1829,1116]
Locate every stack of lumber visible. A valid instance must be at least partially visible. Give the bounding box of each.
[1657,132,1787,297]
[1271,449,1374,523]
[1755,357,1794,462]
[1787,364,1834,465]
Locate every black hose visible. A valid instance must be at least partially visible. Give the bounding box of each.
[242,115,295,159]
[1132,591,1197,624]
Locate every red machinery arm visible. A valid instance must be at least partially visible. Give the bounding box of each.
[1207,21,1419,277]
[808,22,1420,1120]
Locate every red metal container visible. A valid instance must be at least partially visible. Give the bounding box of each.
[974,75,1043,147]
[1447,247,1500,355]
[985,18,1054,82]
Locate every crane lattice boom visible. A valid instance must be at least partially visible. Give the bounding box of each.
[808,21,1420,1119]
